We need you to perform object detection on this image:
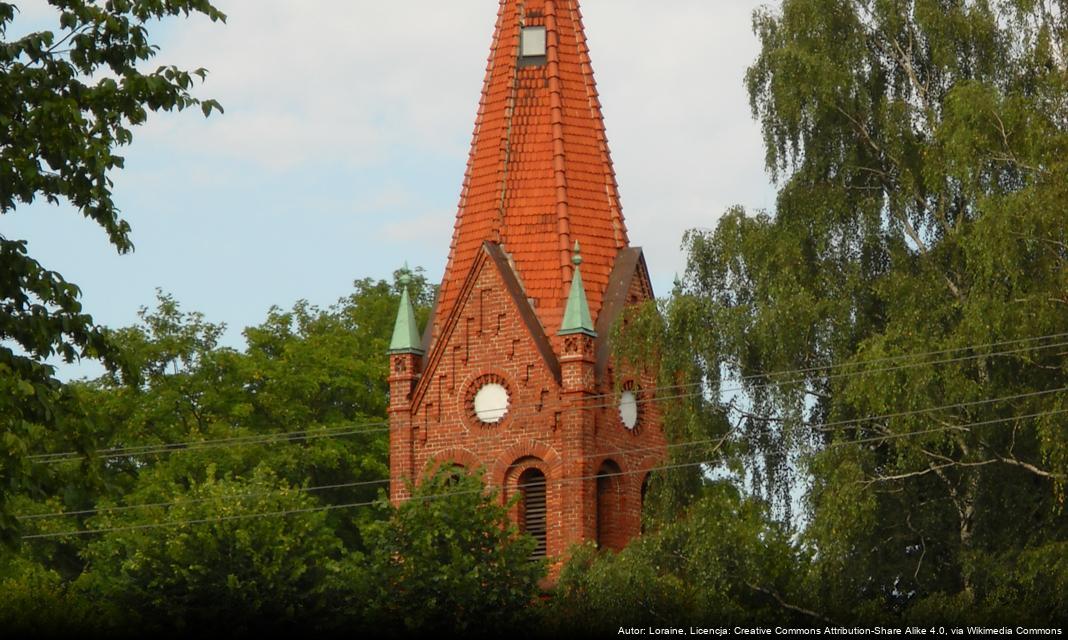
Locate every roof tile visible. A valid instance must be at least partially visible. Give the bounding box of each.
[434,0,630,349]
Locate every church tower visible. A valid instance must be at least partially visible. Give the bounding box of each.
[388,0,665,561]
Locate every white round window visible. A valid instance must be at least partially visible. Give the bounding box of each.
[619,390,639,430]
[473,383,510,424]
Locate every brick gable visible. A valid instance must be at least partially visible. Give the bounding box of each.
[389,0,667,571]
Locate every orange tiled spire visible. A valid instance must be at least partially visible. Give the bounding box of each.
[435,0,628,342]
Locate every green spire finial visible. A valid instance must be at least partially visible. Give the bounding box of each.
[389,263,424,355]
[559,242,596,337]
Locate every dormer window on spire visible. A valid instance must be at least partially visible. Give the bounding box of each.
[519,26,546,67]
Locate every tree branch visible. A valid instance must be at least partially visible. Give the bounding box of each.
[1008,231,1068,251]
[906,512,927,587]
[745,582,834,624]
[977,439,1066,479]
[861,462,954,485]
[862,459,997,487]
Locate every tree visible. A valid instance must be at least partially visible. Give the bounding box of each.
[0,551,120,635]
[361,469,545,635]
[0,0,225,541]
[666,0,1067,620]
[12,273,432,564]
[549,482,814,632]
[3,274,438,631]
[76,466,349,632]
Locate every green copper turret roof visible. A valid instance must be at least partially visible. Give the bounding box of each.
[558,242,597,337]
[389,270,424,354]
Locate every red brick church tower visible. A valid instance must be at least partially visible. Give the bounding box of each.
[388,0,665,561]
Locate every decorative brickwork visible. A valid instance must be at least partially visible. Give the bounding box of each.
[389,243,666,569]
[388,0,667,573]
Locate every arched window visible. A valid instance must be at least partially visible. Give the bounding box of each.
[596,460,623,551]
[518,468,547,559]
[444,463,465,487]
[640,472,651,534]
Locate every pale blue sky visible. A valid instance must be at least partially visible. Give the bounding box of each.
[5,0,776,380]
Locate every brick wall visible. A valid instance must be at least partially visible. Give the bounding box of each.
[390,248,665,570]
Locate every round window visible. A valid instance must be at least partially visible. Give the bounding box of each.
[473,383,510,424]
[619,390,639,430]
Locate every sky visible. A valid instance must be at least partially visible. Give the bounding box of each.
[5,0,777,380]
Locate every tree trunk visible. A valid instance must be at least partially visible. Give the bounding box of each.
[957,472,979,599]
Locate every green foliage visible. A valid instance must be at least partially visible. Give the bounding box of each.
[77,466,346,632]
[0,274,481,633]
[238,269,434,429]
[0,0,225,542]
[643,0,1068,622]
[610,288,736,522]
[0,555,122,635]
[362,468,545,635]
[550,482,813,631]
[14,270,435,541]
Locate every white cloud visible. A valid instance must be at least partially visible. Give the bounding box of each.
[142,0,776,208]
[382,209,454,246]
[12,0,780,382]
[139,1,497,170]
[581,0,777,290]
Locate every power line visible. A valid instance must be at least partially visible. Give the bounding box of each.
[19,384,1067,520]
[561,330,1068,410]
[802,386,1064,432]
[18,454,741,540]
[826,408,1068,448]
[30,421,391,465]
[29,420,386,460]
[20,395,1063,529]
[18,332,1067,530]
[18,423,723,522]
[714,337,1068,400]
[15,477,393,521]
[441,332,1068,418]
[448,344,1068,427]
[27,393,1068,542]
[391,334,1068,420]
[722,331,1068,382]
[26,334,1068,464]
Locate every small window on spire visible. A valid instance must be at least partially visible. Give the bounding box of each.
[519,26,546,67]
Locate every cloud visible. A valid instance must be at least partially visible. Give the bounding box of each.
[138,1,496,171]
[12,0,780,383]
[580,0,777,289]
[138,0,775,289]
[382,209,454,246]
[7,0,59,34]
